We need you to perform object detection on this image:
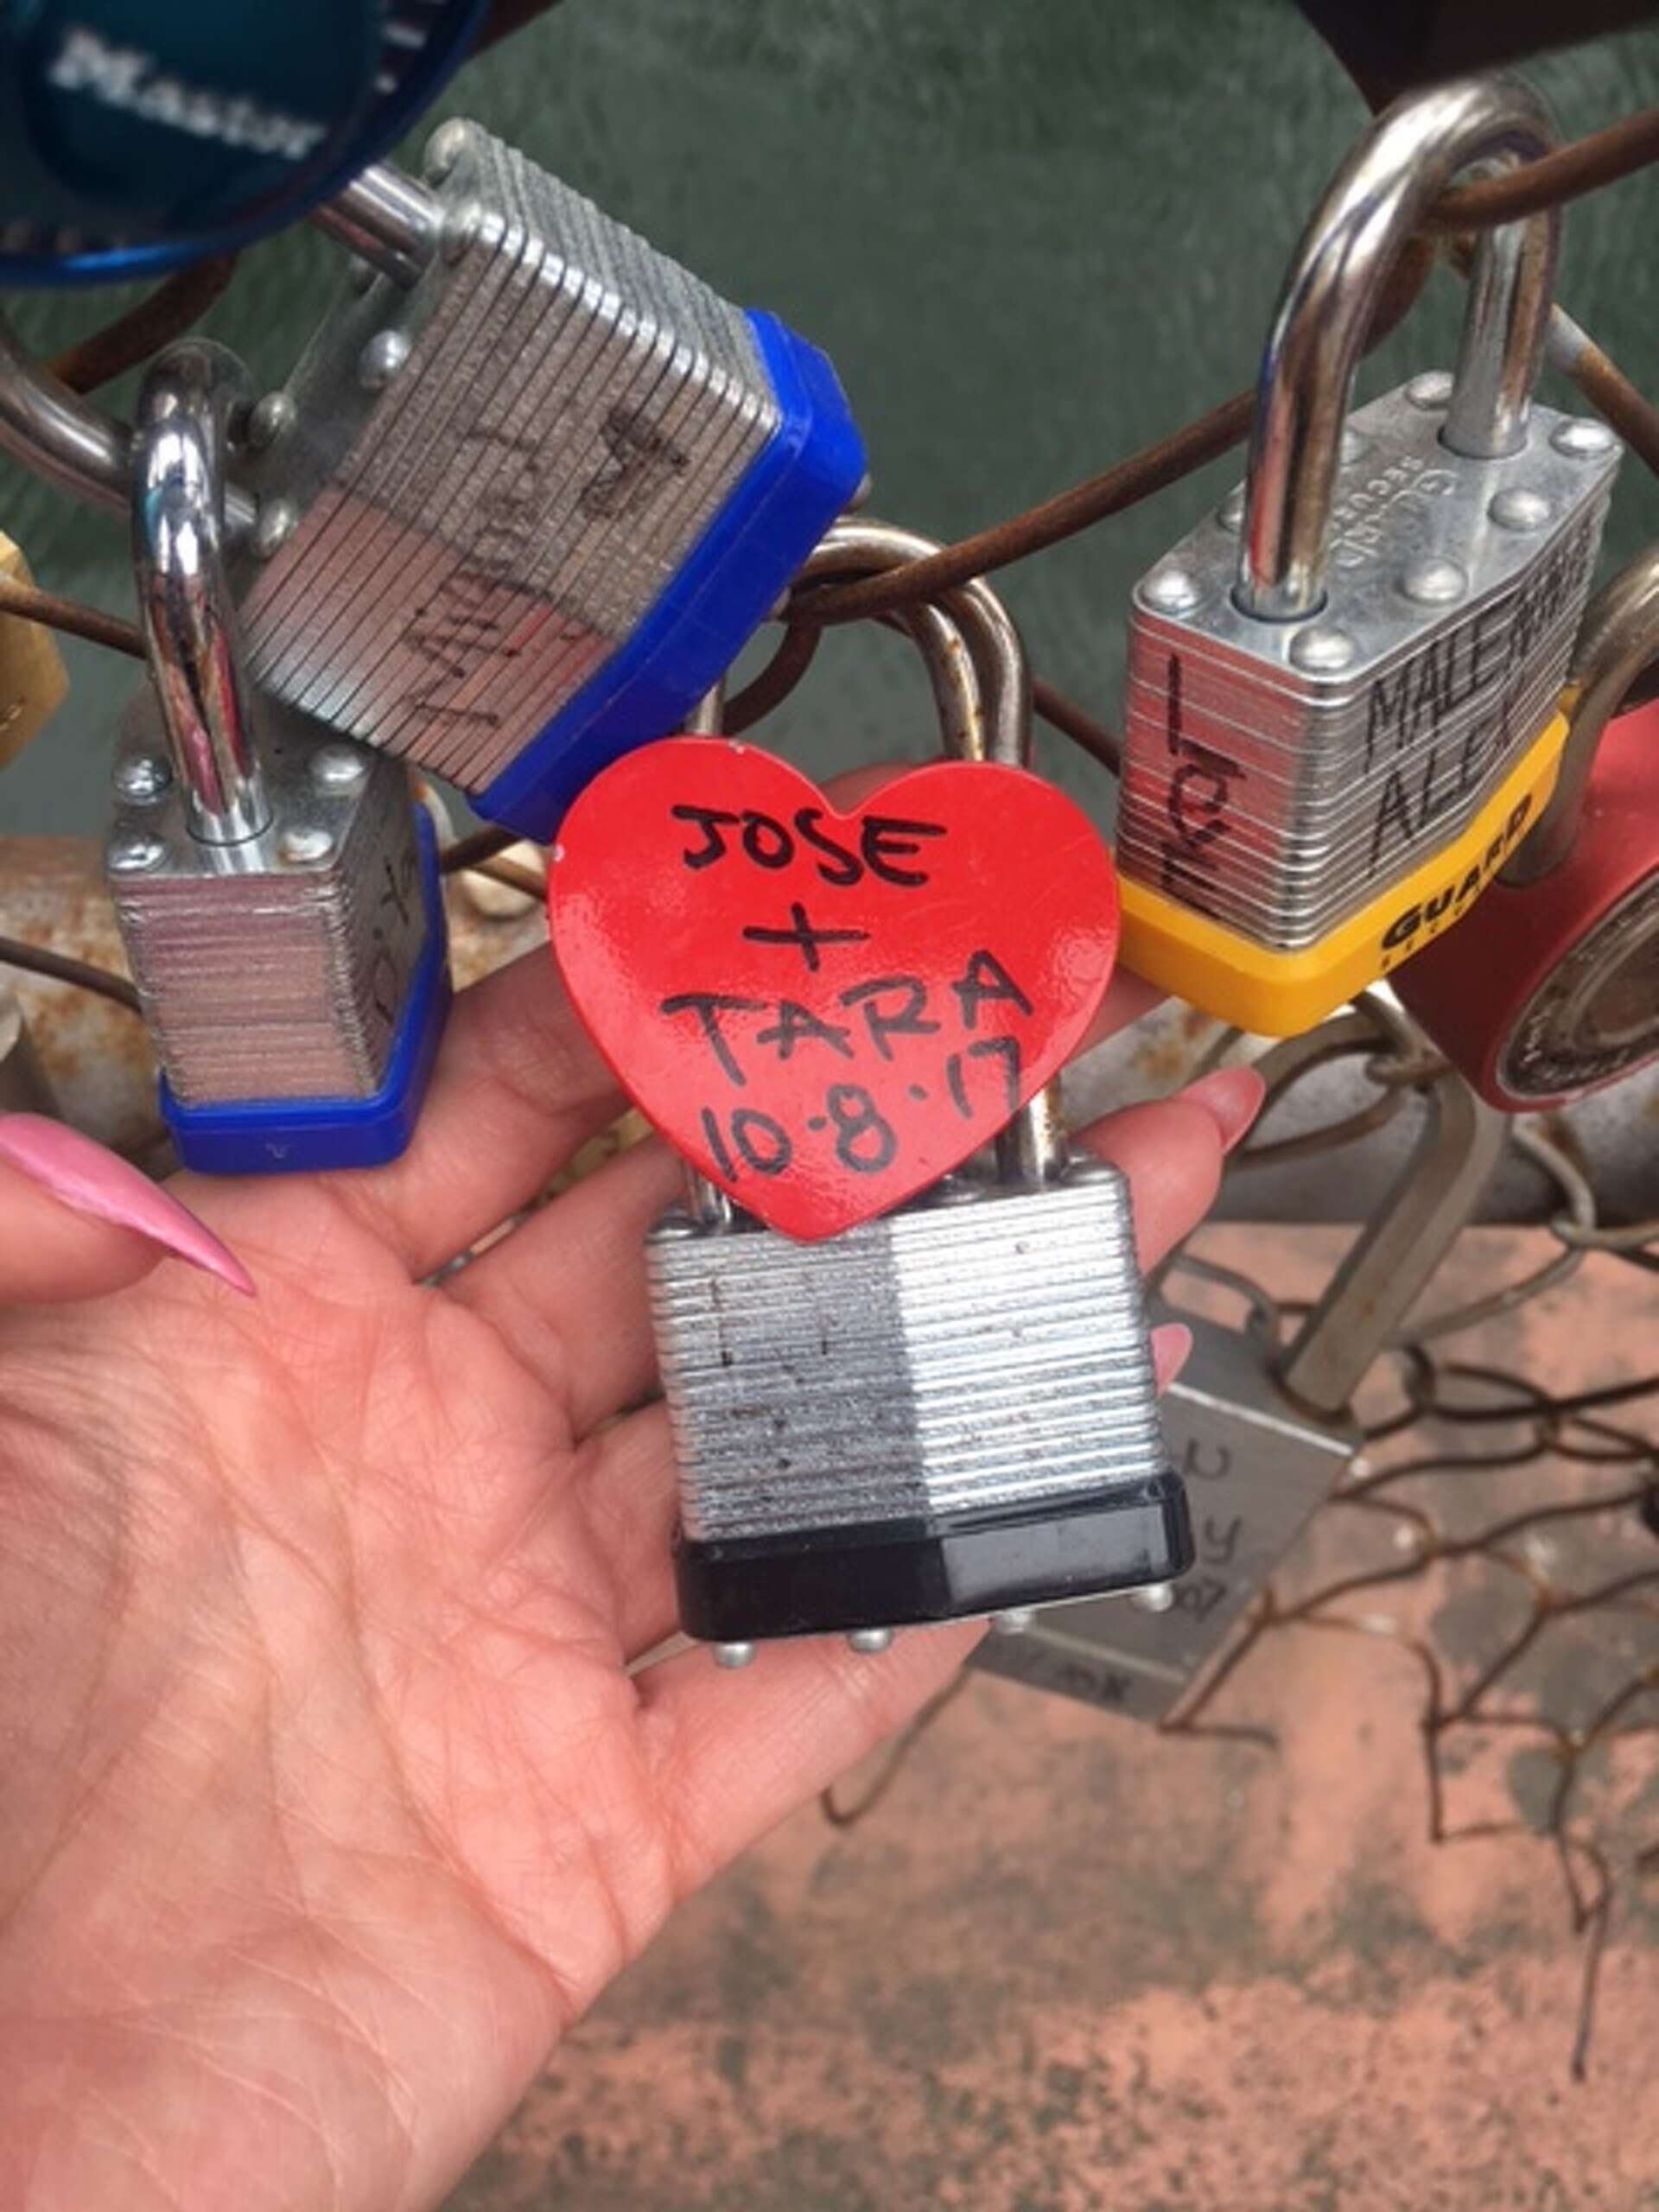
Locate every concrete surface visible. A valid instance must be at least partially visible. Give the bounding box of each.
[444,1225,1658,2211]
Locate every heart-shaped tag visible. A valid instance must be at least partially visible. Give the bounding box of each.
[548,738,1121,1240]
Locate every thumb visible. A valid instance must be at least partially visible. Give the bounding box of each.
[0,1116,254,1305]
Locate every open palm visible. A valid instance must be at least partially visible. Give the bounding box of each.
[0,943,1243,2211]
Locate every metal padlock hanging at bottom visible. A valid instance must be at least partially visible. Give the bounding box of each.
[974,1039,1507,1719]
[106,340,448,1177]
[639,527,1190,1659]
[1397,546,1659,1109]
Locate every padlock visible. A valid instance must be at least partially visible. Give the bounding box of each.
[231,124,865,836]
[1395,545,1659,1109]
[1114,75,1620,1037]
[975,1032,1508,1719]
[0,128,864,838]
[105,339,449,1175]
[643,524,1191,1660]
[0,0,486,281]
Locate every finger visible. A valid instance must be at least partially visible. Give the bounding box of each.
[0,1117,253,1305]
[1071,1076,1261,1269]
[635,1623,981,1890]
[447,1135,682,1436]
[576,1086,1243,1661]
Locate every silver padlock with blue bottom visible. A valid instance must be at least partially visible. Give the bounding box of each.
[106,340,449,1176]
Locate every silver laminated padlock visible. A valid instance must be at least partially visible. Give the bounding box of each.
[230,128,864,836]
[0,132,863,842]
[975,1032,1508,1721]
[106,340,449,1177]
[650,524,1191,1661]
[1115,75,1621,1038]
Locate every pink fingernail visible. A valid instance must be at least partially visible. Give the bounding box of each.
[1151,1320,1192,1394]
[0,1116,255,1295]
[1179,1066,1267,1154]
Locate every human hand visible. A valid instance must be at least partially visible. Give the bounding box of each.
[0,948,1260,2211]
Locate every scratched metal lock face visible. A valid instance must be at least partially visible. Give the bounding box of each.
[1111,78,1622,1037]
[1117,385,1618,951]
[227,118,863,839]
[105,336,449,1178]
[972,1315,1357,1723]
[109,689,429,1107]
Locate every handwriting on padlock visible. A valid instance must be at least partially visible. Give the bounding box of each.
[549,738,1122,1241]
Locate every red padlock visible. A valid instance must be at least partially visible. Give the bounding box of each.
[1396,545,1659,1110]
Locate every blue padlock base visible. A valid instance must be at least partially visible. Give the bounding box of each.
[478,309,867,842]
[160,817,451,1177]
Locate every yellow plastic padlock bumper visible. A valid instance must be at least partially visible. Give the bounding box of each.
[1116,709,1569,1036]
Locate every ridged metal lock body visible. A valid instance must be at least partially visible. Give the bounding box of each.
[109,693,428,1107]
[1118,382,1618,951]
[230,121,784,803]
[972,1315,1357,1722]
[655,1167,1162,1542]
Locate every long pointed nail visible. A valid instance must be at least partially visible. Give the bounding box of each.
[0,1116,255,1295]
[1179,1066,1267,1154]
[1151,1320,1192,1394]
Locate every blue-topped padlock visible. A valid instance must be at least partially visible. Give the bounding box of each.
[0,0,486,283]
[106,337,449,1175]
[0,118,866,841]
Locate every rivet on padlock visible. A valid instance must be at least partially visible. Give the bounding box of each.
[1115,75,1620,1036]
[637,525,1191,1651]
[1397,543,1659,1109]
[975,1031,1509,1720]
[105,340,450,1175]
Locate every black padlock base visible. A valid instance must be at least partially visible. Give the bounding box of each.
[674,1472,1193,1644]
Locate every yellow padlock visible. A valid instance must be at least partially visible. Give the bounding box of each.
[0,532,69,768]
[1115,79,1618,1036]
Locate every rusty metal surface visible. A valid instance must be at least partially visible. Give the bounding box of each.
[444,1227,1659,2212]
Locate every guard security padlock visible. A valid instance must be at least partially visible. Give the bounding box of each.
[975,1027,1508,1719]
[106,339,449,1175]
[1397,545,1659,1109]
[627,524,1192,1656]
[233,123,864,836]
[1115,74,1620,1037]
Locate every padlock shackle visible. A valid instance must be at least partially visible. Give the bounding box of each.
[0,314,258,535]
[1237,75,1559,622]
[794,519,1068,1185]
[133,341,270,846]
[310,162,444,288]
[1503,542,1659,886]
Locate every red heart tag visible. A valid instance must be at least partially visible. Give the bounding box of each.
[548,738,1121,1241]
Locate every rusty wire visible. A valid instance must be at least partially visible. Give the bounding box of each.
[0,932,139,1013]
[820,1006,1659,2082]
[47,254,238,395]
[1141,1027,1659,2084]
